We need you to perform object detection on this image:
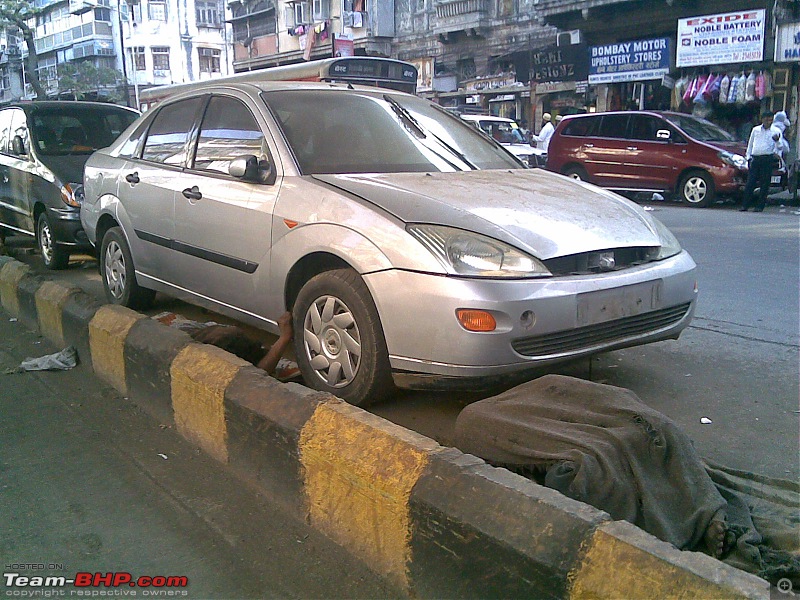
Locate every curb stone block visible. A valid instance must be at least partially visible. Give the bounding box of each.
[124,318,193,425]
[299,401,439,591]
[35,281,82,348]
[0,260,30,318]
[225,367,325,511]
[16,272,46,331]
[408,448,608,599]
[567,520,769,599]
[61,290,104,370]
[88,304,145,394]
[170,343,249,464]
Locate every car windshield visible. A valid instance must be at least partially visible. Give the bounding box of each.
[263,90,522,175]
[32,106,138,156]
[662,113,736,143]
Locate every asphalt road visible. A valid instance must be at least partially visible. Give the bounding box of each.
[0,313,396,599]
[4,201,799,482]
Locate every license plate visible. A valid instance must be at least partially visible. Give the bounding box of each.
[771,175,782,184]
[577,281,662,326]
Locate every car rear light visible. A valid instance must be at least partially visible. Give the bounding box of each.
[456,309,497,332]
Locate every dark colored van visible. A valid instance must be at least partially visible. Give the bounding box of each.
[546,111,749,207]
[0,101,139,268]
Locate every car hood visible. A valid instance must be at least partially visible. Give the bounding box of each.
[36,153,90,184]
[704,140,747,155]
[312,170,665,260]
[503,142,540,157]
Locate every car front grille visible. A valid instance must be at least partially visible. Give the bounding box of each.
[543,247,657,276]
[511,302,692,358]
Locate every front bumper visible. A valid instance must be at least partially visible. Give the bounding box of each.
[364,250,697,386]
[47,206,91,248]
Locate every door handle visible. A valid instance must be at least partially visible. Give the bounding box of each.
[583,143,594,148]
[125,172,139,184]
[627,146,638,151]
[182,186,202,201]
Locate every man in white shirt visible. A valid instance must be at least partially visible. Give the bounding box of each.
[532,113,555,152]
[741,111,780,212]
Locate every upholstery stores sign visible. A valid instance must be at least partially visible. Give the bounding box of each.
[588,38,671,84]
[676,9,765,67]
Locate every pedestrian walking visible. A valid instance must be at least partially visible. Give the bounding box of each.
[532,113,555,152]
[741,111,780,212]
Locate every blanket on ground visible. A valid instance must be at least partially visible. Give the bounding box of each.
[454,375,799,584]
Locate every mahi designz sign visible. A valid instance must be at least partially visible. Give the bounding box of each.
[676,9,765,67]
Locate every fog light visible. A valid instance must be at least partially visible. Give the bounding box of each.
[456,309,496,332]
[520,310,536,330]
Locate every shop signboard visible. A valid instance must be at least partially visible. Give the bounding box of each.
[588,37,671,84]
[676,9,765,67]
[411,57,434,92]
[775,22,800,62]
[530,44,589,83]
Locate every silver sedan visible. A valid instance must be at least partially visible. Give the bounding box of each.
[81,82,697,406]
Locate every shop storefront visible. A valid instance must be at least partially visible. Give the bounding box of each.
[773,20,800,158]
[667,8,773,141]
[530,43,589,126]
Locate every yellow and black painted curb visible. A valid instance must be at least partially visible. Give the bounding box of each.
[0,256,770,599]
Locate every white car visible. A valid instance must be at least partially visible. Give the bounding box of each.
[461,114,547,168]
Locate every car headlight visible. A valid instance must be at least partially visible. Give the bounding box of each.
[60,182,84,208]
[644,216,682,261]
[406,224,551,278]
[718,151,747,170]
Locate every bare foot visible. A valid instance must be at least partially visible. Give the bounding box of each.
[705,508,729,558]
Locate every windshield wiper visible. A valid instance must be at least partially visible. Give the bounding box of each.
[383,94,477,171]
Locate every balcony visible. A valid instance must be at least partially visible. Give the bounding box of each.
[433,0,489,37]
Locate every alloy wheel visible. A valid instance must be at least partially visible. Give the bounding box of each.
[39,219,53,263]
[683,176,707,203]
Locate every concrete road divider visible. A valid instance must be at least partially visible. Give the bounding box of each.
[0,257,770,599]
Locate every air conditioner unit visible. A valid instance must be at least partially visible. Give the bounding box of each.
[556,30,581,46]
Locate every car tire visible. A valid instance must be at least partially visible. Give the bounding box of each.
[100,226,155,309]
[563,165,589,182]
[37,212,70,270]
[293,268,394,407]
[678,171,714,207]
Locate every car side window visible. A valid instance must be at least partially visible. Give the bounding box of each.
[192,96,266,176]
[628,115,662,141]
[562,117,599,137]
[141,97,204,166]
[598,114,629,139]
[0,109,13,154]
[8,109,29,155]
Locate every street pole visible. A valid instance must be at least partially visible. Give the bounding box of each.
[117,0,131,107]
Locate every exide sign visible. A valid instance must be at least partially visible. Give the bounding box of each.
[686,12,759,26]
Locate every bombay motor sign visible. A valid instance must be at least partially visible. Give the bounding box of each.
[676,9,765,67]
[588,38,671,85]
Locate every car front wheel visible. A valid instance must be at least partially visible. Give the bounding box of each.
[679,171,714,207]
[293,268,393,407]
[100,226,155,309]
[37,212,70,270]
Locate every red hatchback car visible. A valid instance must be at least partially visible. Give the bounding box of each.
[546,111,750,207]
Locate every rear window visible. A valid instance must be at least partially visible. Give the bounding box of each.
[31,106,138,155]
[599,114,629,139]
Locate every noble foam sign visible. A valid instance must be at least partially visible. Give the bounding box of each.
[676,9,765,67]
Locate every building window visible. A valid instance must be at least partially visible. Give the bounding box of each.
[199,48,221,73]
[196,0,221,26]
[148,0,167,21]
[497,0,516,17]
[285,2,308,27]
[132,46,146,70]
[152,47,170,71]
[312,0,328,20]
[94,7,112,21]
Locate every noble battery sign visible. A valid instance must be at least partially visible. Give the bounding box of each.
[676,9,765,67]
[588,38,671,84]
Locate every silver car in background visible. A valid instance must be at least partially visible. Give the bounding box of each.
[81,81,697,406]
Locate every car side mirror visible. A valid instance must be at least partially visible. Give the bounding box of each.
[229,154,275,184]
[12,135,27,156]
[656,129,671,141]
